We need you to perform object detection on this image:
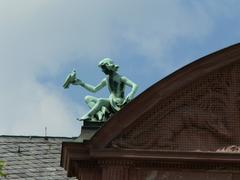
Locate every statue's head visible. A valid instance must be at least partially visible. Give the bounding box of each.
[98,58,119,74]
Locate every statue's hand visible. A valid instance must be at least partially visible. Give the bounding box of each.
[63,70,77,89]
[125,94,134,103]
[72,79,84,86]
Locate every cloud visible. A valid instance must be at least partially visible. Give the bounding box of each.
[0,73,85,136]
[112,1,215,72]
[0,0,239,136]
[0,1,87,136]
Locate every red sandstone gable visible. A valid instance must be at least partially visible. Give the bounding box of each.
[91,43,240,151]
[62,43,240,180]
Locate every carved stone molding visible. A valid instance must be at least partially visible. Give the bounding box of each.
[98,159,134,168]
[217,145,240,153]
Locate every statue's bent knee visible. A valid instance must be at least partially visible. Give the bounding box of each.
[84,95,93,103]
[97,98,106,105]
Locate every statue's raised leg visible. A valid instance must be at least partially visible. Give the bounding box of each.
[81,96,111,121]
[84,95,98,109]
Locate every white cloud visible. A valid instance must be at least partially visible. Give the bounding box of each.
[109,0,214,66]
[0,0,238,136]
[0,75,85,136]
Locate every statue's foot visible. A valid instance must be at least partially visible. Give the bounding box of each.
[77,115,91,122]
[97,111,103,121]
[96,106,111,121]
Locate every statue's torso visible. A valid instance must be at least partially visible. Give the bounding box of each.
[106,74,125,111]
[106,74,125,98]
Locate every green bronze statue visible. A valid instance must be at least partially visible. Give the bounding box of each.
[63,58,138,122]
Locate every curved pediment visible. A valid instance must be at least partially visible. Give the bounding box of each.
[90,43,240,151]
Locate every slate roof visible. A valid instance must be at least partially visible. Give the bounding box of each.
[0,136,77,180]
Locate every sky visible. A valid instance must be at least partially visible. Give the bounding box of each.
[0,0,240,137]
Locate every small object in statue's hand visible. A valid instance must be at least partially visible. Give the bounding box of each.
[63,70,76,89]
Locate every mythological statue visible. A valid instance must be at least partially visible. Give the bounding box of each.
[63,58,138,122]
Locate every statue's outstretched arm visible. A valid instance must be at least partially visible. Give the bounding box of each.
[121,76,138,101]
[74,78,106,93]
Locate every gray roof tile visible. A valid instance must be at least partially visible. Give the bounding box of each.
[0,136,77,180]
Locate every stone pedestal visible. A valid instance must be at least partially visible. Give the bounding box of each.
[76,121,105,142]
